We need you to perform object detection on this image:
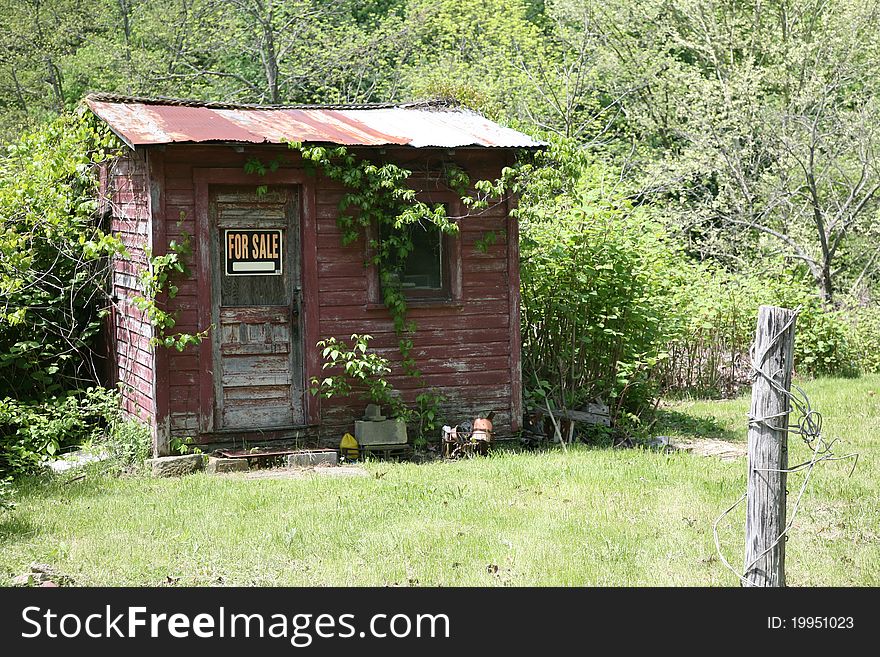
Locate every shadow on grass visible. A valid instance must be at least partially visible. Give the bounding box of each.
[651,408,741,443]
[0,515,39,543]
[11,465,121,505]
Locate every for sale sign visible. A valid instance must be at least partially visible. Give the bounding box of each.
[225,229,283,276]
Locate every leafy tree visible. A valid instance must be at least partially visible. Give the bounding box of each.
[400,0,551,120]
[0,0,115,135]
[601,0,880,304]
[516,0,633,142]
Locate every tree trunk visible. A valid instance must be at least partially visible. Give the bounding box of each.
[820,263,834,306]
[260,11,280,103]
[44,57,64,112]
[11,67,28,115]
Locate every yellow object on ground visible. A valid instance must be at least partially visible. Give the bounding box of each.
[340,432,359,460]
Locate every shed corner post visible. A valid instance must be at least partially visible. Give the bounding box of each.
[506,190,523,432]
[147,148,171,457]
[153,415,172,458]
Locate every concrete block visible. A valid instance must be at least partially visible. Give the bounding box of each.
[354,419,407,445]
[206,457,249,474]
[146,453,204,478]
[286,451,338,467]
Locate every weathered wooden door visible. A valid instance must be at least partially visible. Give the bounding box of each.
[209,186,304,429]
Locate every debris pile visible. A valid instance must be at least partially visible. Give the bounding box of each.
[522,400,611,445]
[442,412,494,458]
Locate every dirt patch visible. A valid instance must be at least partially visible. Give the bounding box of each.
[792,501,875,543]
[670,438,748,461]
[218,465,370,480]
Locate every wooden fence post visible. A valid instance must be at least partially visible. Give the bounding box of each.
[744,305,797,587]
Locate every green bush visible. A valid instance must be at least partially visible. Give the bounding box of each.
[0,477,14,512]
[789,304,857,378]
[843,303,880,375]
[519,158,684,417]
[310,334,402,413]
[663,268,861,395]
[662,268,767,396]
[0,112,122,401]
[0,387,120,476]
[0,112,127,477]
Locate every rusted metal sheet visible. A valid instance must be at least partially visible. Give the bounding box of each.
[86,94,545,149]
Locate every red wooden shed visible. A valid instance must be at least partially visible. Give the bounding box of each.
[87,94,543,456]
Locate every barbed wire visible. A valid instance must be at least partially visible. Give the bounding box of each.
[713,307,859,587]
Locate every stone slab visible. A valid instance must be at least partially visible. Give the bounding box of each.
[206,457,249,474]
[146,453,204,478]
[286,451,338,467]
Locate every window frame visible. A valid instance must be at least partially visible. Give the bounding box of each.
[366,191,463,307]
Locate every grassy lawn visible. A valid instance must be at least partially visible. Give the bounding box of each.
[1,375,877,586]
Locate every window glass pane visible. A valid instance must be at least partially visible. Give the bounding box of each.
[400,222,443,290]
[221,274,288,306]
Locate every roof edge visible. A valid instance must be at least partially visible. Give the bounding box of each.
[84,92,549,150]
[85,92,463,112]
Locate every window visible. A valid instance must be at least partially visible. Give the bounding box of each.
[368,194,462,305]
[387,220,445,294]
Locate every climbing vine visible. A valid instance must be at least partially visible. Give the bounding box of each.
[131,221,209,351]
[288,142,464,375]
[244,156,281,196]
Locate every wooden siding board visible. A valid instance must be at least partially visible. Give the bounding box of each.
[319,315,508,336]
[318,301,508,321]
[109,151,156,429]
[193,170,214,433]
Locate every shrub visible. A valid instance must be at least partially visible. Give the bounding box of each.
[789,303,857,378]
[519,161,685,418]
[0,112,126,476]
[663,268,860,396]
[0,477,14,512]
[0,387,120,476]
[410,391,447,449]
[310,334,403,414]
[662,267,766,396]
[848,304,880,374]
[0,111,122,401]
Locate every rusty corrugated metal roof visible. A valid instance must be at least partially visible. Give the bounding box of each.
[85,93,546,150]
